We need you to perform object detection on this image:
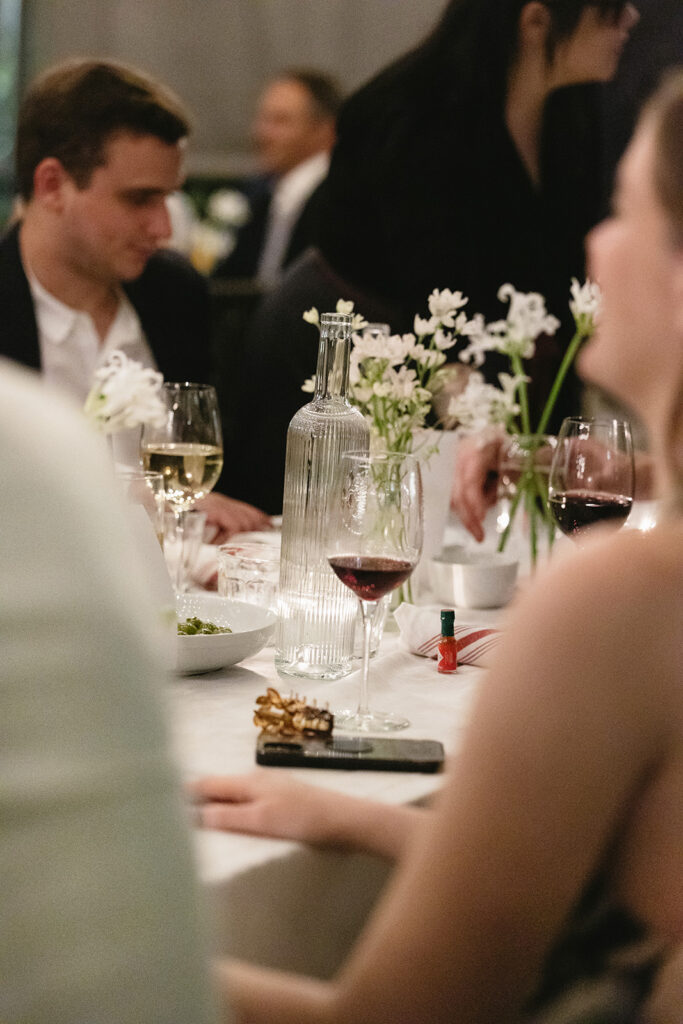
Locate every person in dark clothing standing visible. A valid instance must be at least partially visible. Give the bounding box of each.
[225,0,639,514]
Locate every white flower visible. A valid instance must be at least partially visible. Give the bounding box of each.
[306,299,367,332]
[352,383,374,404]
[496,284,561,359]
[458,314,500,367]
[352,330,411,367]
[206,188,250,227]
[498,372,528,406]
[447,370,523,434]
[372,379,393,399]
[569,277,602,328]
[385,365,420,400]
[427,288,469,326]
[301,376,315,393]
[303,307,320,326]
[409,344,447,370]
[302,289,470,453]
[84,350,166,434]
[433,328,456,351]
[453,311,470,334]
[414,314,439,335]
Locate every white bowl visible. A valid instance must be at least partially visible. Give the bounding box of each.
[428,547,519,609]
[175,593,276,675]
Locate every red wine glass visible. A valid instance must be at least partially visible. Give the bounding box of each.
[548,417,635,541]
[328,450,423,732]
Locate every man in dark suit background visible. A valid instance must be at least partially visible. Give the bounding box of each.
[212,68,342,290]
[210,68,343,504]
[1,58,269,539]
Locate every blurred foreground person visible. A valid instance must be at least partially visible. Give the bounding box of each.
[195,68,683,1024]
[0,360,221,1022]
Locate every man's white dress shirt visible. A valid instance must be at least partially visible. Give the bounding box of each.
[257,150,330,288]
[28,269,156,405]
[28,268,158,465]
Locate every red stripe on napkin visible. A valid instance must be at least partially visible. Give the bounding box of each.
[455,628,497,651]
[393,605,502,668]
[413,626,500,664]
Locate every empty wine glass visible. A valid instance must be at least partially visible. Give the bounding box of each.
[328,450,423,732]
[140,383,223,591]
[548,417,634,540]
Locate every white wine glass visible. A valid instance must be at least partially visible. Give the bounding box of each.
[328,450,423,732]
[140,382,223,592]
[548,417,634,541]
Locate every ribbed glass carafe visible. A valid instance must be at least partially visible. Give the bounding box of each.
[275,312,370,680]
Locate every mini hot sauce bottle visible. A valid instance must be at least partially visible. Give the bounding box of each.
[437,609,458,674]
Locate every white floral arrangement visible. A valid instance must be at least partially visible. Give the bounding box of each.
[446,278,602,561]
[450,277,601,439]
[302,291,471,453]
[83,350,166,434]
[303,281,600,450]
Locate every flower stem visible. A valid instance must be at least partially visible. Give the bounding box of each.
[536,328,586,435]
[510,352,531,435]
[497,479,524,553]
[527,477,538,567]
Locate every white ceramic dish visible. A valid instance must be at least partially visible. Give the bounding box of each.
[428,546,519,609]
[175,593,276,675]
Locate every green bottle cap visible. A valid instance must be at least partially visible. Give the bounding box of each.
[440,609,455,636]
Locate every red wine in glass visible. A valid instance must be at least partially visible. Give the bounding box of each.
[328,555,415,601]
[549,490,633,538]
[548,417,634,543]
[329,450,423,733]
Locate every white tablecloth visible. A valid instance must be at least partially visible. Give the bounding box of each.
[168,500,664,973]
[169,619,493,975]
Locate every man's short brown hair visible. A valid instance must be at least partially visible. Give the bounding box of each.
[16,59,191,201]
[278,69,344,122]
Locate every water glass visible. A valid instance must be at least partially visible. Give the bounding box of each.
[115,468,165,546]
[217,540,280,612]
[164,508,207,592]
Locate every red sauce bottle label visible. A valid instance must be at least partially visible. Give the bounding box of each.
[437,609,458,674]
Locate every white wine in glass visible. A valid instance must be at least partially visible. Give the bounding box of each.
[141,442,223,508]
[141,383,223,591]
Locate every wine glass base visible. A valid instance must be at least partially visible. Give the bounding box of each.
[335,709,410,733]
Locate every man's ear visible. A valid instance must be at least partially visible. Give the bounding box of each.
[32,157,70,210]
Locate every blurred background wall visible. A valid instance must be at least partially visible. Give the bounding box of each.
[18,0,445,176]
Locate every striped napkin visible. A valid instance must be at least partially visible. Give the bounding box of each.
[393,604,501,667]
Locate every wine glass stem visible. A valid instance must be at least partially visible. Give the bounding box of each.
[356,598,376,719]
[174,507,186,593]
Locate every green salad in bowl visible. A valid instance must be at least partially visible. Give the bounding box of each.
[175,593,275,675]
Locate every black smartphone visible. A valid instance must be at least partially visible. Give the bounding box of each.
[256,734,445,773]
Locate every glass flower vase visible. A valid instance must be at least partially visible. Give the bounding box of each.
[496,433,557,570]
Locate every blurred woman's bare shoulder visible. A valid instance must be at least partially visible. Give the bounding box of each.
[504,520,682,704]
